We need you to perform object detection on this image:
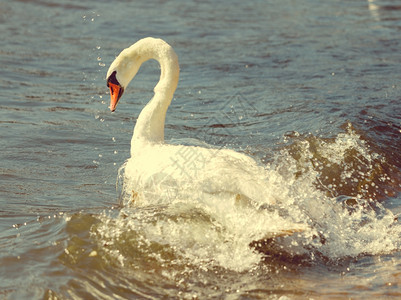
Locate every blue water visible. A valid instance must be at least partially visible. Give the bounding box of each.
[1,0,401,298]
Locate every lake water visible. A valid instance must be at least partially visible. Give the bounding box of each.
[1,0,401,298]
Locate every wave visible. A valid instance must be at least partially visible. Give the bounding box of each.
[68,122,400,275]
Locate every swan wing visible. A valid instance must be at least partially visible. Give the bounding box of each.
[126,143,277,205]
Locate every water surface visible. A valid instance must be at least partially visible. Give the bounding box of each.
[1,0,401,298]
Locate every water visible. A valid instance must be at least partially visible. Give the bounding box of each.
[1,0,401,298]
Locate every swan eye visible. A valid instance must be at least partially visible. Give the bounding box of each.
[107,71,120,87]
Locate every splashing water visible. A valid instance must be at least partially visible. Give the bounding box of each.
[273,123,401,259]
[87,123,401,273]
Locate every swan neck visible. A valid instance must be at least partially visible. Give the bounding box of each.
[132,39,179,146]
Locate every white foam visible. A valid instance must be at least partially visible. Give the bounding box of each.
[94,126,401,271]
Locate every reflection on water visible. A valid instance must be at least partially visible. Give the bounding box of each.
[368,0,381,21]
[368,0,401,21]
[1,0,401,299]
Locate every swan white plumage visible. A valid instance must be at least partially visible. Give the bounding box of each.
[106,37,305,236]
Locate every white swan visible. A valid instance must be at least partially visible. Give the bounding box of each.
[106,38,304,236]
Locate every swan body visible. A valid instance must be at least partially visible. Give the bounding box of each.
[106,37,307,237]
[107,38,302,218]
[106,37,278,208]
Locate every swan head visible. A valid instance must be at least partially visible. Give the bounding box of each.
[106,47,142,112]
[106,38,178,112]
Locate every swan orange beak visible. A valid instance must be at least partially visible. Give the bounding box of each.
[108,82,124,112]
